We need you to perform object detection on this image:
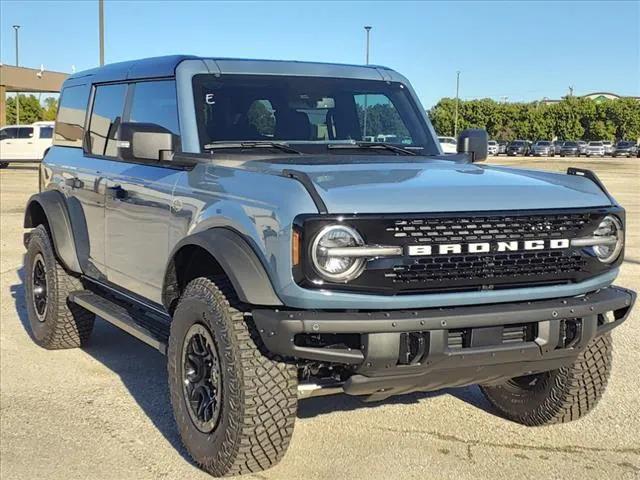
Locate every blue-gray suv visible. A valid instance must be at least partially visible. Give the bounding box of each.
[22,56,635,476]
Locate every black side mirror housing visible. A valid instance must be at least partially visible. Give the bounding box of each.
[119,122,177,161]
[457,129,488,162]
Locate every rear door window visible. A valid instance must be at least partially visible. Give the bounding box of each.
[88,83,128,158]
[17,127,34,139]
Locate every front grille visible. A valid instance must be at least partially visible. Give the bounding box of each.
[298,209,618,294]
[387,213,591,243]
[389,250,587,286]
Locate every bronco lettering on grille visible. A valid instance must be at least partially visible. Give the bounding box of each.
[407,238,570,256]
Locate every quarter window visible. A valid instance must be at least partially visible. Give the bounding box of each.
[54,84,90,148]
[39,126,54,139]
[88,83,127,157]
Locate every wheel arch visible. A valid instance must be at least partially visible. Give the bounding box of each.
[24,191,83,274]
[162,228,283,313]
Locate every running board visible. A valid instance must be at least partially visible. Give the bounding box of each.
[69,290,168,355]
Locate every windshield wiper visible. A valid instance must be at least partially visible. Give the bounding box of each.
[327,141,416,156]
[204,141,302,155]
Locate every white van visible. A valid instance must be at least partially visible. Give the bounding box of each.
[0,121,55,167]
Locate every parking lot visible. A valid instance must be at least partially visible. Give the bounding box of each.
[1,157,639,480]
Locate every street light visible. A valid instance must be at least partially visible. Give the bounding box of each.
[99,0,105,66]
[454,70,461,138]
[362,26,372,140]
[13,25,20,125]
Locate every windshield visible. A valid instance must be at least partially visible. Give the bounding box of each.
[564,142,577,147]
[510,141,525,146]
[589,142,603,146]
[192,74,438,155]
[536,141,550,146]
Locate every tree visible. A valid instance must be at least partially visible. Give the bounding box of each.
[42,97,59,121]
[6,94,44,124]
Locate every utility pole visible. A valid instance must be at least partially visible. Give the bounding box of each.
[99,0,105,66]
[363,26,372,140]
[454,71,460,137]
[13,25,20,125]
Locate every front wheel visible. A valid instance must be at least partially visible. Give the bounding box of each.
[480,333,612,426]
[0,162,8,169]
[167,277,298,477]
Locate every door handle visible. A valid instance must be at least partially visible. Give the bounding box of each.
[64,177,84,189]
[107,184,127,199]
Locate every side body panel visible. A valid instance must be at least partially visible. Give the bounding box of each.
[105,162,182,302]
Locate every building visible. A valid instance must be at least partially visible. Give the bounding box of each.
[0,64,68,126]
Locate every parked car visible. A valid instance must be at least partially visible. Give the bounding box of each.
[577,141,588,156]
[612,141,638,157]
[21,55,635,477]
[497,140,508,154]
[506,139,530,156]
[560,141,580,157]
[531,140,553,157]
[438,136,457,154]
[487,140,499,155]
[553,140,564,155]
[602,140,613,155]
[586,141,606,157]
[0,121,54,168]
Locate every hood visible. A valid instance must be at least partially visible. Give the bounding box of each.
[234,155,612,214]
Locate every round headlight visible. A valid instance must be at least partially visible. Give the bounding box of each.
[593,215,623,263]
[311,225,365,282]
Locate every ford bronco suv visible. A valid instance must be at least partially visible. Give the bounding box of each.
[23,56,635,476]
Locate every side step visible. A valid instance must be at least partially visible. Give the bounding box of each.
[69,291,168,355]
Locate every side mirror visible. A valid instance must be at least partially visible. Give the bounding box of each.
[119,122,177,161]
[457,129,488,162]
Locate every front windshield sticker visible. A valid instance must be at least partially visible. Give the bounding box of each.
[205,93,216,105]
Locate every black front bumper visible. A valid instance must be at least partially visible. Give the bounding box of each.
[253,286,635,399]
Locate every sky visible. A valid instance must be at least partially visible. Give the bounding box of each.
[1,0,639,108]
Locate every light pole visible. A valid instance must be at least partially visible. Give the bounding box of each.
[13,25,20,125]
[363,26,372,140]
[99,0,105,66]
[454,70,461,137]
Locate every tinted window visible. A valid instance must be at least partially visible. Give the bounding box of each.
[1,127,19,140]
[39,126,53,139]
[17,127,34,139]
[129,80,180,135]
[55,84,90,147]
[88,83,127,157]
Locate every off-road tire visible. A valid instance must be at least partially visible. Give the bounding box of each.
[480,333,612,426]
[24,224,95,348]
[167,277,298,477]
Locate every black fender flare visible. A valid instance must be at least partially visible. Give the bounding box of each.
[24,190,83,274]
[163,228,283,309]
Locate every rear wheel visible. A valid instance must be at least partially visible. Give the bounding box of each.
[24,225,95,348]
[480,333,612,426]
[167,277,298,477]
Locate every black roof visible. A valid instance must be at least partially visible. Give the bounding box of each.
[64,55,396,86]
[66,55,198,84]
